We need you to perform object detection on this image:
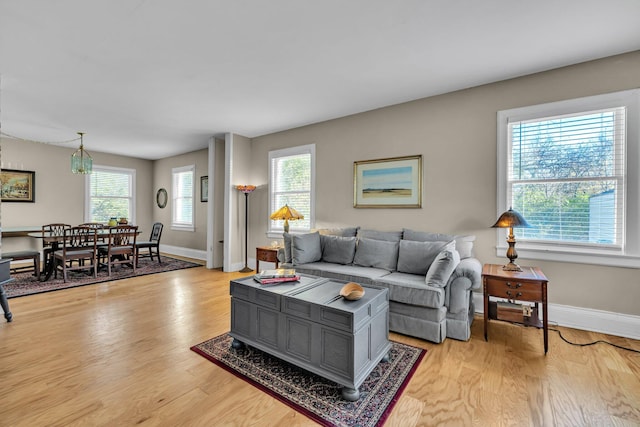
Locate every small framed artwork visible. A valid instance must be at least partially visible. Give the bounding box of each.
[201,176,208,202]
[354,155,422,208]
[1,169,36,203]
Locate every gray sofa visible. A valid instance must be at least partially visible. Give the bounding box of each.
[278,227,482,343]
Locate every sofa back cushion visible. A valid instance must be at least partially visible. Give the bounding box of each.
[402,228,475,259]
[316,227,359,237]
[396,240,453,275]
[425,246,461,287]
[291,232,322,265]
[320,235,357,265]
[357,229,402,242]
[353,238,399,271]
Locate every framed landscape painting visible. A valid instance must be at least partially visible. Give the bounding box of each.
[201,176,208,202]
[1,169,35,203]
[354,155,422,208]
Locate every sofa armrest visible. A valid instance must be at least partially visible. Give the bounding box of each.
[446,257,482,314]
[450,257,482,291]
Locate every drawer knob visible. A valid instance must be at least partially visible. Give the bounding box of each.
[506,282,522,289]
[506,290,522,298]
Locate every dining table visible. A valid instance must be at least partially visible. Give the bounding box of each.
[28,227,141,281]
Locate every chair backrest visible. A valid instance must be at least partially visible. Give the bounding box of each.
[43,223,71,236]
[107,225,138,248]
[149,222,163,243]
[42,223,71,247]
[63,226,97,253]
[79,222,104,230]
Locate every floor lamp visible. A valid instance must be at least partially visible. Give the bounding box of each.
[236,185,256,273]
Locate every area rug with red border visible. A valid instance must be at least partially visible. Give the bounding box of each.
[191,332,425,427]
[5,256,202,298]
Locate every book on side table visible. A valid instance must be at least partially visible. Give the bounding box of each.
[253,268,300,285]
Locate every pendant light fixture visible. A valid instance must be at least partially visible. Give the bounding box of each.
[71,132,92,174]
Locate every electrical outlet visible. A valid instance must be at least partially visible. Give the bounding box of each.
[522,305,532,317]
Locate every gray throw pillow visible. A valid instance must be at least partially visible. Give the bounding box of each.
[396,240,452,275]
[283,233,293,263]
[402,228,475,259]
[357,229,402,242]
[353,238,399,271]
[291,232,322,265]
[321,235,357,265]
[425,248,461,288]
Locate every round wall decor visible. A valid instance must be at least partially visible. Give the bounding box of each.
[156,188,168,208]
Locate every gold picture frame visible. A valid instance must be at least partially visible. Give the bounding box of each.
[353,155,422,208]
[1,169,36,203]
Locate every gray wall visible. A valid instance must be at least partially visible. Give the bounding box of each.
[0,138,153,252]
[247,51,640,316]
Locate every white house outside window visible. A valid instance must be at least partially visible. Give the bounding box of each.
[85,166,135,224]
[497,89,640,268]
[172,165,194,231]
[268,144,315,235]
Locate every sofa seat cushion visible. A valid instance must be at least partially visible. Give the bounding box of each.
[375,272,444,309]
[293,262,391,285]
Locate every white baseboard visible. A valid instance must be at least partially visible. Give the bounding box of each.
[159,244,207,261]
[472,292,640,340]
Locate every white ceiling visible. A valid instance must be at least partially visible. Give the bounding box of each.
[1,1,639,160]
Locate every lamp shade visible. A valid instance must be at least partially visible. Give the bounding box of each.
[491,208,530,229]
[270,204,304,233]
[71,132,93,174]
[270,204,304,221]
[236,185,256,193]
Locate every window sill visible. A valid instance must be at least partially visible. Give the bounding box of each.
[171,224,195,232]
[495,245,640,269]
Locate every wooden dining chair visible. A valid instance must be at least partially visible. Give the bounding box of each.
[53,226,98,283]
[41,223,71,277]
[99,225,138,276]
[79,222,106,243]
[135,222,163,267]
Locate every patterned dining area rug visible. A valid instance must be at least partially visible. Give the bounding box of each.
[191,333,426,427]
[4,256,202,298]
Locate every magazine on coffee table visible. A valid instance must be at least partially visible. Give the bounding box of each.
[253,269,300,285]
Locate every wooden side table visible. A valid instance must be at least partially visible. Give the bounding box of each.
[256,246,279,272]
[482,263,549,354]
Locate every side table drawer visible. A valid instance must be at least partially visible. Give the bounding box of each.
[259,250,278,262]
[485,278,541,301]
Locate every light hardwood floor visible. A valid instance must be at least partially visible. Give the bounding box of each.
[1,265,639,426]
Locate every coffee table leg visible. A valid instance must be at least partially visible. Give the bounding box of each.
[231,338,245,350]
[0,283,12,322]
[342,387,360,401]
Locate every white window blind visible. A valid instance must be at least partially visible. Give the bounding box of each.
[86,166,135,224]
[508,108,625,247]
[497,89,640,268]
[269,144,315,233]
[172,165,194,230]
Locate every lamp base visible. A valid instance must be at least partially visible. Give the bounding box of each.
[239,266,253,273]
[502,262,523,272]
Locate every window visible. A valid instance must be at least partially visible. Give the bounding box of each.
[172,165,194,231]
[268,144,315,234]
[86,166,136,224]
[497,89,640,268]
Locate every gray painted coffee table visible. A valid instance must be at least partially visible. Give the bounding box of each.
[229,274,391,401]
